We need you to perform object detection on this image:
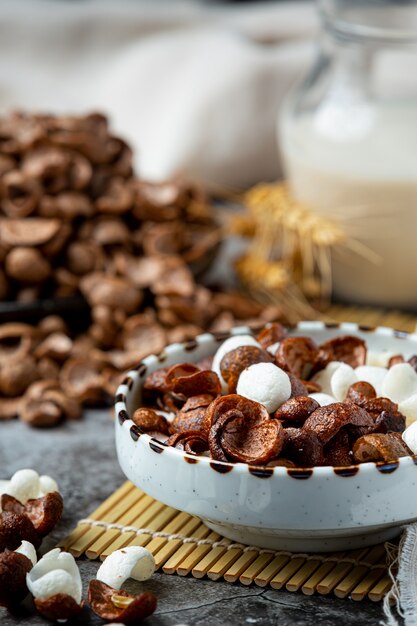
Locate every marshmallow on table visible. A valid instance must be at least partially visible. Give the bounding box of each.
[15,541,37,567]
[212,335,261,393]
[27,548,82,605]
[7,469,40,503]
[38,475,59,496]
[0,469,59,508]
[236,362,291,413]
[96,546,155,590]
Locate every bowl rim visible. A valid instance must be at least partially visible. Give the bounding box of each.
[115,320,417,477]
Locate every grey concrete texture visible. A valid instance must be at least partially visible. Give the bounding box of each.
[0,409,385,625]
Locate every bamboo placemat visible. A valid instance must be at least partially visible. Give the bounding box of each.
[60,306,417,602]
[59,481,393,602]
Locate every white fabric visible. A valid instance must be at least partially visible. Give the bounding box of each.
[383,524,417,626]
[0,0,317,188]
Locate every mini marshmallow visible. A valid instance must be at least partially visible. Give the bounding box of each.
[355,366,388,396]
[382,363,417,404]
[309,392,337,407]
[399,394,417,423]
[7,469,40,503]
[366,350,395,368]
[0,469,59,507]
[38,475,58,497]
[312,362,345,396]
[236,362,291,413]
[330,363,357,401]
[96,546,155,590]
[403,421,417,453]
[212,335,261,393]
[267,342,280,355]
[27,548,82,604]
[15,541,37,567]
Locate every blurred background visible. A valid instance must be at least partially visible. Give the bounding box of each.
[0,0,317,189]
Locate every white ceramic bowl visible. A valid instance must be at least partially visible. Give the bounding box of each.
[115,322,417,552]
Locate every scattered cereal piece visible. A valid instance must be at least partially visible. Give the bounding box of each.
[0,510,40,551]
[0,550,33,608]
[88,580,157,624]
[1,491,63,538]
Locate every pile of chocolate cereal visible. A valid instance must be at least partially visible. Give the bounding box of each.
[133,324,417,467]
[0,112,284,426]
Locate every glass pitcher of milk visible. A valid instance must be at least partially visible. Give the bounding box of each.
[280,0,417,308]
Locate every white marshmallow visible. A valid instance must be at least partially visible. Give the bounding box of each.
[309,392,337,407]
[38,475,58,497]
[236,362,291,413]
[97,546,155,590]
[27,548,82,604]
[366,350,395,368]
[355,365,387,396]
[399,394,417,423]
[403,420,417,453]
[212,335,261,393]
[6,469,40,503]
[15,541,37,567]
[382,363,417,403]
[0,469,59,508]
[330,363,357,401]
[267,342,280,355]
[312,362,344,396]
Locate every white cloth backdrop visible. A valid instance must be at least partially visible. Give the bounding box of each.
[0,0,317,188]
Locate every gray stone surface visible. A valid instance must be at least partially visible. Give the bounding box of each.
[0,409,385,625]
